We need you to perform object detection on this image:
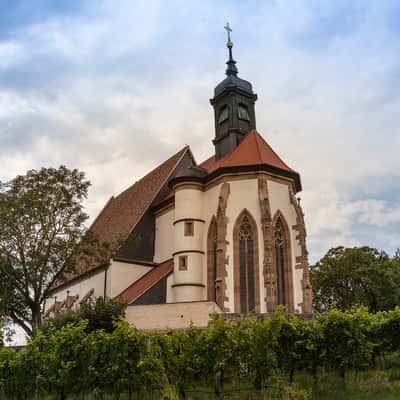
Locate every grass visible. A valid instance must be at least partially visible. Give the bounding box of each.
[182,368,400,400]
[297,368,400,400]
[19,367,400,399]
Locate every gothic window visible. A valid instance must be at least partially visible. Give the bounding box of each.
[273,212,294,312]
[275,217,286,305]
[238,104,250,121]
[218,105,229,124]
[233,210,260,314]
[207,217,218,301]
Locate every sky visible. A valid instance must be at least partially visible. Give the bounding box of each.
[0,0,400,267]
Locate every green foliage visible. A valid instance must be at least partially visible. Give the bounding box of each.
[1,308,400,398]
[319,308,376,378]
[43,297,127,333]
[377,308,400,354]
[311,246,400,313]
[0,166,115,337]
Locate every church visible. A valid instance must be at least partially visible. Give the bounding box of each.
[44,29,312,329]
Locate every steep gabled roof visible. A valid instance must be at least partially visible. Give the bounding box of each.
[53,148,188,289]
[90,147,188,246]
[200,129,296,173]
[114,259,173,304]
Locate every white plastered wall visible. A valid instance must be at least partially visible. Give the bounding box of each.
[108,260,152,298]
[166,274,174,303]
[154,208,175,263]
[155,208,176,303]
[268,180,303,312]
[125,301,222,330]
[45,269,106,312]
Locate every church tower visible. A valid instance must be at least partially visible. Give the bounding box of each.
[210,23,258,159]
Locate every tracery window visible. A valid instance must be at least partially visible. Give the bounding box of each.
[207,217,218,302]
[275,216,286,305]
[239,216,255,313]
[233,210,260,314]
[272,212,294,312]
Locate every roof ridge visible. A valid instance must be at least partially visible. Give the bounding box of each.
[254,130,293,171]
[251,130,263,163]
[88,196,115,231]
[115,146,188,201]
[123,147,189,239]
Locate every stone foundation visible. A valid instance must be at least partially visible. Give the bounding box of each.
[125,301,222,330]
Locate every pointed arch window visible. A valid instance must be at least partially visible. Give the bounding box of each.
[275,216,286,305]
[273,212,294,312]
[233,210,260,314]
[207,217,218,302]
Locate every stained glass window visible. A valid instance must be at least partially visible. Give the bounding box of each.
[207,218,218,302]
[239,215,255,313]
[275,216,286,306]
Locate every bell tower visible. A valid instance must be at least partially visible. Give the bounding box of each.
[210,23,258,159]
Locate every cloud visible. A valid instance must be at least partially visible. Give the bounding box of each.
[0,0,399,266]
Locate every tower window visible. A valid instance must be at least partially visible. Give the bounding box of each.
[184,221,194,236]
[218,106,229,124]
[179,255,188,271]
[238,104,250,121]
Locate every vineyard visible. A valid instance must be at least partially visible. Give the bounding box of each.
[2,307,400,399]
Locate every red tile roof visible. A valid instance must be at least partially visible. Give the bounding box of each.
[155,130,300,208]
[200,130,296,173]
[114,259,173,304]
[90,147,187,245]
[54,148,187,289]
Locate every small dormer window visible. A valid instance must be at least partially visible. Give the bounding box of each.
[218,106,229,124]
[238,104,250,121]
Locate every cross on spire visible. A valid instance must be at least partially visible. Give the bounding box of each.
[223,22,238,76]
[224,22,232,43]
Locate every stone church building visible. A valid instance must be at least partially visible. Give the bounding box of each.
[45,33,312,329]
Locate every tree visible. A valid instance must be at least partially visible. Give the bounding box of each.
[43,297,127,333]
[311,246,400,313]
[0,166,111,337]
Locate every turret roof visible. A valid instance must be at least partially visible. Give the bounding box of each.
[200,129,296,174]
